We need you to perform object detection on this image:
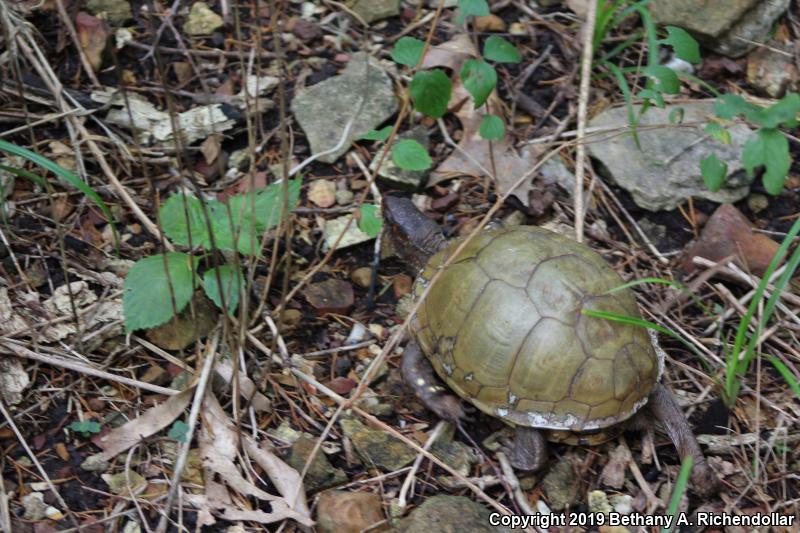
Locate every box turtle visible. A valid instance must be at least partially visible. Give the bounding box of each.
[384,196,717,496]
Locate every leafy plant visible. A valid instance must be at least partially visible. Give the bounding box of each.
[703,93,800,195]
[123,179,301,333]
[69,420,101,437]
[357,204,383,237]
[382,0,522,172]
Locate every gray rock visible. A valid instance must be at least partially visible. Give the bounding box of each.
[371,126,430,190]
[650,0,790,58]
[349,0,401,23]
[746,42,798,98]
[587,101,754,211]
[398,495,512,533]
[287,435,348,493]
[541,460,577,510]
[292,52,398,164]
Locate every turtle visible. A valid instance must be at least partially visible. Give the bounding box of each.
[384,196,718,495]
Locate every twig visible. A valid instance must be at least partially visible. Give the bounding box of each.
[572,0,597,243]
[397,421,447,511]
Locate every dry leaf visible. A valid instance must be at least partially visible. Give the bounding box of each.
[75,12,110,72]
[201,134,222,165]
[0,357,30,405]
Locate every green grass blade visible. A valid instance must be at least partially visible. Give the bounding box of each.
[0,139,117,238]
[0,164,50,190]
[603,61,640,148]
[767,356,800,400]
[660,455,692,533]
[604,277,713,315]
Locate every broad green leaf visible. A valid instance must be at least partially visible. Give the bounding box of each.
[357,204,383,237]
[228,177,302,235]
[638,88,665,108]
[123,252,199,333]
[461,60,497,108]
[392,139,432,171]
[456,0,489,25]
[643,65,679,94]
[705,122,731,144]
[660,26,700,64]
[479,114,505,140]
[483,36,521,64]
[168,421,190,443]
[359,126,392,142]
[700,153,728,192]
[742,129,789,194]
[410,70,452,118]
[714,94,758,120]
[203,265,244,315]
[750,92,800,129]
[392,37,425,67]
[161,194,213,249]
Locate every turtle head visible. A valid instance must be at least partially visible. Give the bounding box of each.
[383,196,447,272]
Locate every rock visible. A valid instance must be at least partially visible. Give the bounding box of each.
[292,19,322,42]
[316,490,385,533]
[430,426,477,477]
[336,189,354,205]
[393,274,413,298]
[398,495,512,533]
[144,292,218,351]
[509,22,526,36]
[746,193,769,214]
[372,126,430,190]
[22,492,48,520]
[287,435,348,493]
[347,0,401,24]
[746,42,797,98]
[587,102,754,211]
[324,215,374,250]
[473,15,506,32]
[541,460,577,510]
[351,266,373,289]
[85,0,132,26]
[183,2,224,36]
[340,418,415,471]
[304,279,355,314]
[309,179,337,208]
[650,0,790,58]
[103,471,147,494]
[281,308,303,328]
[681,204,779,276]
[292,52,398,164]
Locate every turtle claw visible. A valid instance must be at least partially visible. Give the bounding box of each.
[428,393,470,423]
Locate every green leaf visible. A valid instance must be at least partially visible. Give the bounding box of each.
[751,92,800,129]
[700,153,728,192]
[410,70,452,118]
[659,26,700,64]
[168,421,190,443]
[705,122,731,144]
[668,107,684,124]
[461,60,497,108]
[479,114,505,140]
[638,88,665,108]
[714,94,758,120]
[643,65,679,94]
[392,139,432,171]
[392,36,426,67]
[69,420,101,435]
[742,129,789,194]
[203,265,244,315]
[357,204,383,237]
[456,0,489,25]
[123,252,199,333]
[359,126,392,142]
[483,36,521,64]
[0,139,118,246]
[160,179,301,256]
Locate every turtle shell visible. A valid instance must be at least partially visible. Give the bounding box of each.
[410,226,663,432]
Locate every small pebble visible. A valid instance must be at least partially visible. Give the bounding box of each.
[335,189,354,205]
[351,267,373,289]
[473,14,506,32]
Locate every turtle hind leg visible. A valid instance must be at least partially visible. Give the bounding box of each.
[648,384,719,497]
[401,341,467,422]
[503,426,548,471]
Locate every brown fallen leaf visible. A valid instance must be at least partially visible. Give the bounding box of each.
[304,278,354,314]
[316,490,385,533]
[681,204,779,276]
[75,12,110,72]
[599,443,632,490]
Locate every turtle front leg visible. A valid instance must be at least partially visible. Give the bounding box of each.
[648,384,719,497]
[502,426,549,472]
[401,341,467,422]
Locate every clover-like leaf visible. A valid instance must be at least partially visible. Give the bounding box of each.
[410,69,452,118]
[483,36,521,64]
[392,139,432,171]
[360,126,392,142]
[168,421,190,443]
[461,59,497,108]
[660,26,701,64]
[456,0,489,25]
[392,37,425,67]
[357,204,383,237]
[700,153,728,192]
[643,65,679,95]
[479,114,505,140]
[742,129,789,195]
